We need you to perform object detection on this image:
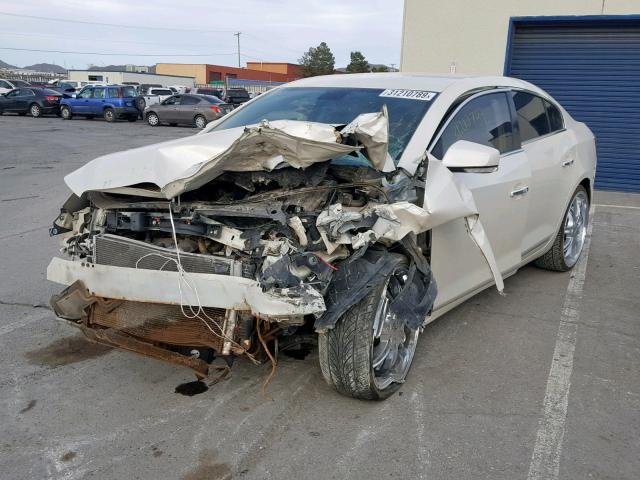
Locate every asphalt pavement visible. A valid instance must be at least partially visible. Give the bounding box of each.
[0,115,638,480]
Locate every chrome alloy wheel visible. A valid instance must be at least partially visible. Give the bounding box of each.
[371,268,420,390]
[563,190,589,267]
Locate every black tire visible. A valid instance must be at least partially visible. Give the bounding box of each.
[194,114,207,129]
[136,97,146,111]
[318,255,417,400]
[29,103,42,118]
[535,185,589,272]
[147,112,160,126]
[60,106,73,120]
[103,108,115,123]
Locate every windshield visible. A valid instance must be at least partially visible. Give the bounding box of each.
[212,87,435,161]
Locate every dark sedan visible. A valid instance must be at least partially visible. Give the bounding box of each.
[144,94,233,128]
[0,88,63,117]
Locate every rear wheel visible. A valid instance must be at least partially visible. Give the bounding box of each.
[60,106,72,120]
[103,108,115,123]
[194,114,207,129]
[535,185,589,272]
[318,256,420,400]
[29,103,42,118]
[147,112,159,126]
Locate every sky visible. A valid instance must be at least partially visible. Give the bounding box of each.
[0,0,404,69]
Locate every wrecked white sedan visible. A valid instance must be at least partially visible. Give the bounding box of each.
[47,74,596,399]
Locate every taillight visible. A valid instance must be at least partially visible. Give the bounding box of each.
[210,105,221,113]
[45,96,58,102]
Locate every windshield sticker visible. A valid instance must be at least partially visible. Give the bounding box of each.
[379,89,437,101]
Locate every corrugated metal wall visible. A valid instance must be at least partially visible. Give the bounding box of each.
[507,19,640,192]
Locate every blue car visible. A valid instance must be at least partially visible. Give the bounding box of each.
[60,85,138,122]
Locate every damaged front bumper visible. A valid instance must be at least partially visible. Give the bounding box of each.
[46,257,326,319]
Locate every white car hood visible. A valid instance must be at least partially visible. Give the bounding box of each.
[64,113,393,200]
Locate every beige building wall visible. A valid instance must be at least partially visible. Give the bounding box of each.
[401,0,640,75]
[156,64,207,84]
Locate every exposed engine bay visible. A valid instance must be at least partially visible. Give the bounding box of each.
[47,111,502,384]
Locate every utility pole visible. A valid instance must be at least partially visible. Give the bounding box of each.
[234,32,241,68]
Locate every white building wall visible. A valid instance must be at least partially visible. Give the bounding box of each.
[67,71,195,87]
[401,0,640,75]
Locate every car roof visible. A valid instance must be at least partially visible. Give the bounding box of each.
[282,72,539,94]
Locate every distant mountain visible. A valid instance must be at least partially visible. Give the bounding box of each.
[0,59,18,69]
[22,63,67,74]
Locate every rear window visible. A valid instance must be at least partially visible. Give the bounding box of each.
[152,89,173,95]
[201,95,224,104]
[228,89,249,98]
[512,91,550,142]
[12,80,30,87]
[122,86,137,97]
[544,100,564,132]
[43,89,61,95]
[180,96,200,105]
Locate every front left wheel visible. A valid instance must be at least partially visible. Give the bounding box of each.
[103,108,116,123]
[318,256,420,400]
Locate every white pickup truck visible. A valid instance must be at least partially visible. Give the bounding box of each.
[136,87,174,111]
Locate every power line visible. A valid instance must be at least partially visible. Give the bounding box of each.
[0,11,236,33]
[0,47,237,57]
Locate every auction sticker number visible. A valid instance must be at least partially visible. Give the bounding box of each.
[379,89,437,101]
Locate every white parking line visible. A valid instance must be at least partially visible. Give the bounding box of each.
[526,207,595,480]
[595,203,640,210]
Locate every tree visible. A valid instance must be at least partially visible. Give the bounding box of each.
[346,51,370,73]
[298,42,336,77]
[371,65,390,72]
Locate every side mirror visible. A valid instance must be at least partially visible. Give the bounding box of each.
[441,140,500,170]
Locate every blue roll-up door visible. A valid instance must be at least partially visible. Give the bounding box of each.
[506,18,640,192]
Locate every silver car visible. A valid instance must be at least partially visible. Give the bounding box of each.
[144,94,233,128]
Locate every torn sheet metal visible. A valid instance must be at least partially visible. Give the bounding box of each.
[422,155,504,292]
[340,106,395,172]
[64,120,358,199]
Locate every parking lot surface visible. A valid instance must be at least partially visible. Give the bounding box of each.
[1,116,638,480]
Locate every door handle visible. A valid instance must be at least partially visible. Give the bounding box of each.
[510,186,529,198]
[562,158,575,167]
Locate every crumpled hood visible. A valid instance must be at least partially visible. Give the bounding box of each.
[64,112,392,200]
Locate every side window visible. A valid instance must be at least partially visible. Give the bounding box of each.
[0,80,10,88]
[91,88,106,99]
[107,87,121,98]
[23,89,35,96]
[512,91,550,142]
[432,92,515,158]
[78,88,93,99]
[180,96,199,105]
[544,100,564,132]
[7,89,20,97]
[162,96,178,105]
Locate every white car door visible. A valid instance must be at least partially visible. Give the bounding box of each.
[511,90,575,258]
[428,91,532,314]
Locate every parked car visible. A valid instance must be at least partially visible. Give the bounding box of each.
[191,87,224,98]
[135,87,174,112]
[144,94,233,128]
[0,79,32,95]
[168,85,189,94]
[60,85,138,122]
[47,73,595,400]
[0,87,62,117]
[223,87,251,105]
